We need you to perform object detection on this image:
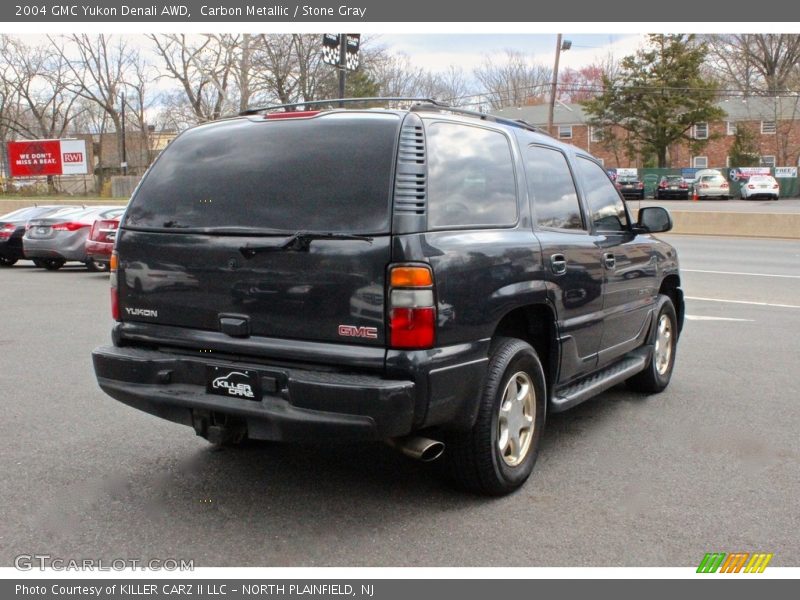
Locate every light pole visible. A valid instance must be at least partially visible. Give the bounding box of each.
[547,35,571,137]
[120,91,127,176]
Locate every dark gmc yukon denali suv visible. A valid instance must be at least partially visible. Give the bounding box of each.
[92,99,684,495]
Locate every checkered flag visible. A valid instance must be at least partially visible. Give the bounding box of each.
[322,34,340,67]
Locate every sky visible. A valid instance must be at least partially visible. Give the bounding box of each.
[376,33,647,72]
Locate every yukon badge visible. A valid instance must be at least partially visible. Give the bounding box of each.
[338,324,378,339]
[125,307,159,318]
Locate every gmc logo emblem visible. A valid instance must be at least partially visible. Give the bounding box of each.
[338,324,378,339]
[63,152,83,163]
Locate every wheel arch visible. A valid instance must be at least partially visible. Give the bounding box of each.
[491,303,558,397]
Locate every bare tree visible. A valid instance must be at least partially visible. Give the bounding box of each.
[704,34,800,94]
[474,50,552,109]
[148,34,239,124]
[50,34,141,183]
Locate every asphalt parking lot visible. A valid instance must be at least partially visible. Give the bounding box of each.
[1,234,799,567]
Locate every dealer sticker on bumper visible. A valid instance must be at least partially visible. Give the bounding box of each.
[206,366,261,401]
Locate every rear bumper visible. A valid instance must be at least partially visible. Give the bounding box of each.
[86,240,112,263]
[23,234,88,261]
[93,345,418,441]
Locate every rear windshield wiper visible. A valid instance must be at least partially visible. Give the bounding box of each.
[240,231,374,258]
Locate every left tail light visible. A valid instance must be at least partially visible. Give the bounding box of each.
[110,252,119,321]
[388,265,436,349]
[637,182,644,189]
[52,222,87,231]
[0,223,15,240]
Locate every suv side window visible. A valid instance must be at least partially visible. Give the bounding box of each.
[575,157,629,232]
[426,122,517,228]
[525,145,584,230]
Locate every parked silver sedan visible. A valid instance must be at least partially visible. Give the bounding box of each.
[695,174,731,200]
[23,206,125,271]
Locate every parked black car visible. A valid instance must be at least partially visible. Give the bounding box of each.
[0,205,79,267]
[92,99,684,495]
[615,176,646,200]
[655,175,690,200]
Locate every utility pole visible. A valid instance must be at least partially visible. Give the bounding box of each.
[120,91,127,176]
[338,34,347,106]
[547,35,571,136]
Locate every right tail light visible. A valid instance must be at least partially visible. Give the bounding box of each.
[110,252,119,321]
[388,265,436,350]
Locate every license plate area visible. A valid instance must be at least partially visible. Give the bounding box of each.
[206,366,261,401]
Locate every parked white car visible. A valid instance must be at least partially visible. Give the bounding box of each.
[740,175,780,200]
[695,174,730,199]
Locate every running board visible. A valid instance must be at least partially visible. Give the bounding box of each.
[550,348,650,413]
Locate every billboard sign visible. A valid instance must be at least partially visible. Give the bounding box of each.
[6,139,88,177]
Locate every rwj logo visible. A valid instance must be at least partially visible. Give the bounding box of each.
[697,552,773,573]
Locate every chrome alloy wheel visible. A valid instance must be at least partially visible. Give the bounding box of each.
[498,371,536,467]
[655,313,673,376]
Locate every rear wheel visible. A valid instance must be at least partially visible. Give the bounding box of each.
[41,258,66,271]
[627,296,678,393]
[444,337,546,496]
[86,259,109,272]
[0,257,17,267]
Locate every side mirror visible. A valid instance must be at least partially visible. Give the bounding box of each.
[636,206,673,233]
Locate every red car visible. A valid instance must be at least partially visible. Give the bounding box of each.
[85,215,121,272]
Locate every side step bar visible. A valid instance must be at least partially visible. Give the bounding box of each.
[550,347,651,413]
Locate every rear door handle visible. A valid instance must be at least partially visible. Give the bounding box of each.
[550,253,567,275]
[604,252,616,270]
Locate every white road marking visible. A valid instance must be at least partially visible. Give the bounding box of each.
[683,269,800,279]
[686,296,800,309]
[685,315,754,322]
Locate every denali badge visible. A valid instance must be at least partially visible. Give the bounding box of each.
[338,324,378,339]
[125,307,158,318]
[211,372,255,399]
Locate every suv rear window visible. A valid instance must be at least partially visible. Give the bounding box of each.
[124,113,400,234]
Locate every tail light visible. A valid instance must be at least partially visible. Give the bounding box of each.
[773,184,779,189]
[748,184,755,189]
[52,222,87,231]
[637,182,644,189]
[90,219,118,242]
[680,182,687,189]
[388,265,435,349]
[721,182,729,189]
[0,223,15,240]
[700,184,708,189]
[110,252,119,321]
[658,182,667,189]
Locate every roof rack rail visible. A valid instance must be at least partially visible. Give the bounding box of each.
[240,97,442,116]
[409,103,549,136]
[239,97,551,137]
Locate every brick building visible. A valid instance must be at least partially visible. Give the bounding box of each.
[94,128,178,176]
[493,97,800,170]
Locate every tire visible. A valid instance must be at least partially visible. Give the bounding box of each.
[41,258,66,271]
[86,258,109,272]
[0,256,17,267]
[627,296,678,394]
[443,337,546,496]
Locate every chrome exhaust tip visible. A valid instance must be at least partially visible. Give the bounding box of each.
[387,436,445,462]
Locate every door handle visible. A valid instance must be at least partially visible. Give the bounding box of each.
[604,252,616,270]
[550,253,567,275]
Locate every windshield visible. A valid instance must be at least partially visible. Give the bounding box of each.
[125,113,400,234]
